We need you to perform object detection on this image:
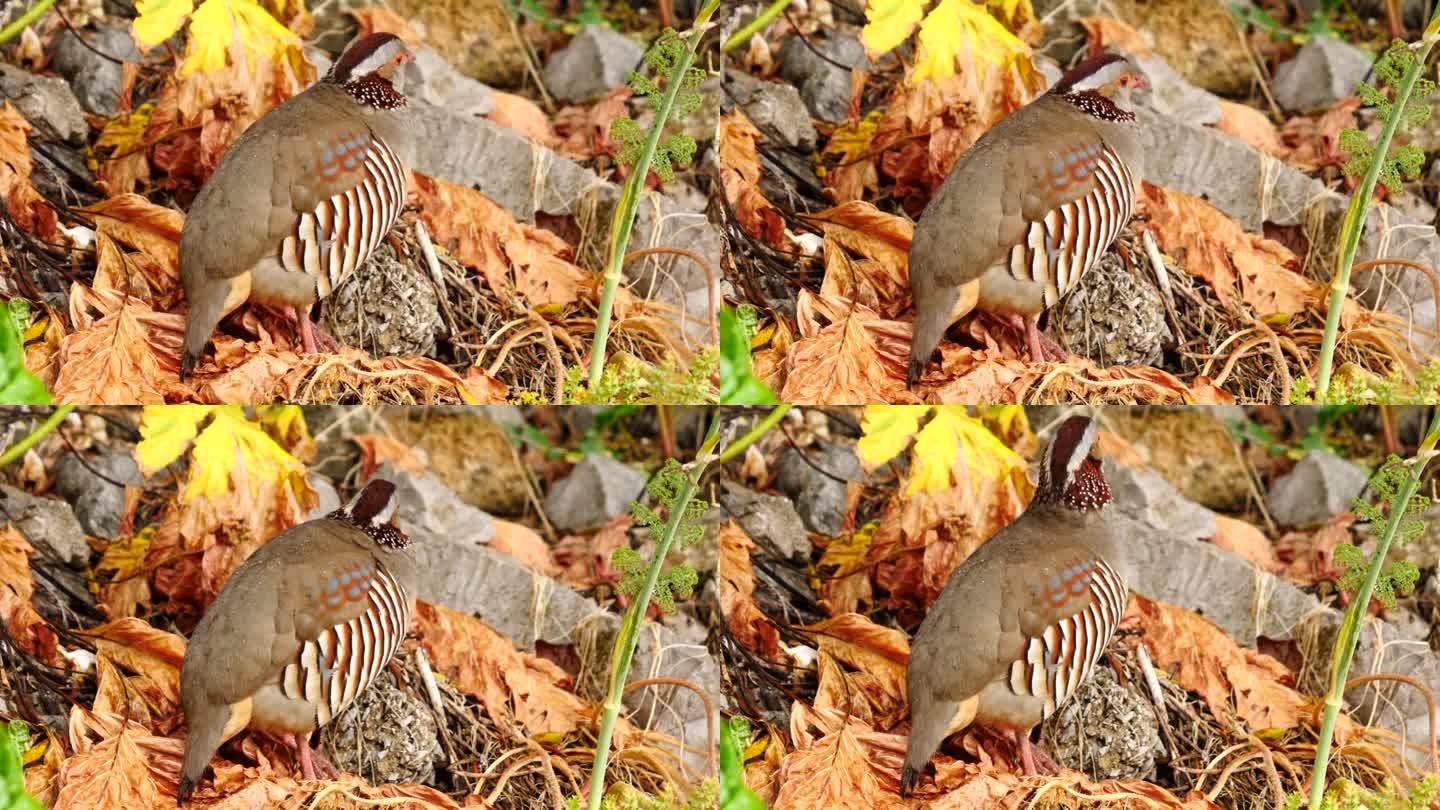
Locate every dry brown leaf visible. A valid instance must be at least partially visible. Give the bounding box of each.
[77,618,186,716]
[781,291,917,405]
[1077,16,1154,57]
[800,613,909,724]
[554,515,631,590]
[51,284,184,403]
[490,519,561,577]
[351,433,427,480]
[720,110,788,250]
[1214,100,1287,159]
[415,601,598,739]
[1281,98,1358,171]
[1132,595,1306,732]
[554,88,629,161]
[1276,512,1353,585]
[1143,184,1313,321]
[349,6,424,44]
[413,173,589,310]
[0,102,58,240]
[775,705,910,809]
[84,194,185,309]
[719,520,782,661]
[487,91,561,148]
[53,708,183,809]
[1210,515,1281,573]
[0,523,60,664]
[804,202,913,319]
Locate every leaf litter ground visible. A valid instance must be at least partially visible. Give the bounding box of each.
[1,4,713,404]
[720,7,1431,405]
[716,406,1430,809]
[0,405,709,808]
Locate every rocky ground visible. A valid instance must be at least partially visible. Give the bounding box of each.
[717,405,1440,807]
[1,1,721,403]
[721,0,1440,403]
[0,405,718,807]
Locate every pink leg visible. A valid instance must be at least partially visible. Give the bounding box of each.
[1008,729,1039,776]
[288,732,318,780]
[290,306,320,354]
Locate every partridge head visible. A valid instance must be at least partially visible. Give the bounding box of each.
[907,53,1148,389]
[179,32,418,379]
[900,415,1130,797]
[177,478,418,804]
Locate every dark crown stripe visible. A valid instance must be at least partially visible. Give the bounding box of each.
[327,32,403,84]
[349,479,395,523]
[1050,52,1127,96]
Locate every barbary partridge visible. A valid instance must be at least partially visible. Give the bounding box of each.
[177,479,418,804]
[900,415,1129,797]
[179,32,417,379]
[907,53,1147,388]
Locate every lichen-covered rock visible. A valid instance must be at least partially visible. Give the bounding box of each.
[1042,668,1162,781]
[324,243,443,358]
[324,671,442,785]
[1056,253,1171,367]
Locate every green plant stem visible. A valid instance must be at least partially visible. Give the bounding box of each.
[586,417,723,810]
[0,0,56,47]
[1307,410,1440,809]
[0,405,73,467]
[721,0,794,53]
[716,404,791,465]
[1315,12,1440,400]
[587,1,720,391]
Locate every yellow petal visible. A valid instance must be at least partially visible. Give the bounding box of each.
[856,404,928,468]
[132,0,195,52]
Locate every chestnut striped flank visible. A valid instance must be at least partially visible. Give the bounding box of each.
[1005,143,1135,308]
[1007,557,1126,717]
[279,564,411,726]
[277,136,408,299]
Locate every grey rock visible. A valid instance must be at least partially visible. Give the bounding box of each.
[1268,450,1370,527]
[719,481,811,560]
[52,449,141,539]
[1132,53,1222,126]
[0,63,88,144]
[774,442,862,536]
[324,670,442,785]
[0,485,89,567]
[402,46,494,118]
[388,461,714,776]
[1104,460,1318,646]
[377,461,496,548]
[1056,251,1172,367]
[406,104,719,342]
[1272,35,1374,113]
[778,31,871,123]
[1133,107,1439,355]
[725,68,818,152]
[544,454,647,532]
[1297,608,1440,768]
[1043,668,1162,780]
[543,25,645,104]
[50,26,140,116]
[324,243,443,358]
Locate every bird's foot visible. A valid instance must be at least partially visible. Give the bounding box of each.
[289,307,341,354]
[1009,315,1067,363]
[1008,729,1059,777]
[285,729,322,778]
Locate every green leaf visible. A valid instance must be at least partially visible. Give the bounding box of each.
[0,300,52,405]
[720,718,766,810]
[1,720,43,810]
[720,307,777,405]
